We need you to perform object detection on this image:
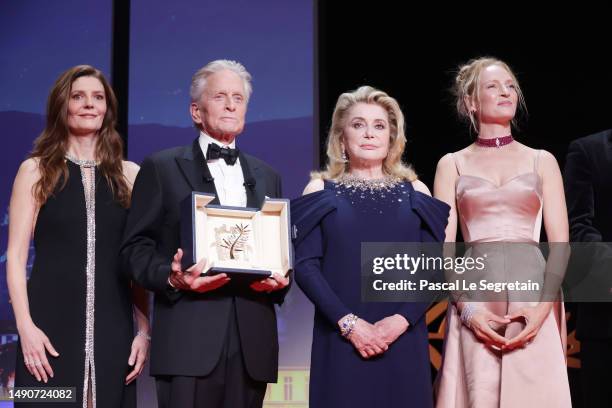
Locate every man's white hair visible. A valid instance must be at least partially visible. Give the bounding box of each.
[189,59,253,103]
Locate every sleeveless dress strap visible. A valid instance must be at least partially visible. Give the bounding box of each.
[450,152,462,176]
[534,149,542,172]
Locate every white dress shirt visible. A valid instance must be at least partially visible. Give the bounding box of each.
[198,132,247,207]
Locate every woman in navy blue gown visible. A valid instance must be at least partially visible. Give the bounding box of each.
[292,86,449,407]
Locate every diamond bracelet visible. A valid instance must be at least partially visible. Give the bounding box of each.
[339,313,359,338]
[136,330,151,341]
[460,303,478,329]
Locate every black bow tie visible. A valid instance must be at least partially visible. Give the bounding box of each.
[206,143,239,165]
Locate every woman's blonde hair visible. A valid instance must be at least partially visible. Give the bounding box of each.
[314,85,416,181]
[453,57,527,134]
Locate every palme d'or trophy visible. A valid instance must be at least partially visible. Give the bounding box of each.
[180,192,293,282]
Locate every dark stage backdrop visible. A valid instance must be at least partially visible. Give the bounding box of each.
[318,3,612,407]
[318,5,612,185]
[2,1,610,407]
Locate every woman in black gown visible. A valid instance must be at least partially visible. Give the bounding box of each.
[6,65,149,407]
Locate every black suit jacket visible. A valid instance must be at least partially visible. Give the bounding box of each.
[121,139,286,381]
[564,129,612,340]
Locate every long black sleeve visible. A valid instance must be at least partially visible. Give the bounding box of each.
[121,157,175,296]
[564,140,602,243]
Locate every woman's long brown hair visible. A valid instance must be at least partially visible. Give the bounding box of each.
[31,65,130,207]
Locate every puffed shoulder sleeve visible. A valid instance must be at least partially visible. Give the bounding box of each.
[290,190,352,326]
[395,189,450,326]
[410,191,450,242]
[291,189,338,246]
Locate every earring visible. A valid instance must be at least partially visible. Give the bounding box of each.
[341,149,348,163]
[469,109,477,122]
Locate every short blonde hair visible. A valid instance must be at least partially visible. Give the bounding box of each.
[453,57,527,133]
[315,86,416,181]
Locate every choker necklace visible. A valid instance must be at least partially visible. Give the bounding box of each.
[475,135,514,148]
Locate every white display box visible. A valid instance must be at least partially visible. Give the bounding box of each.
[180,192,293,281]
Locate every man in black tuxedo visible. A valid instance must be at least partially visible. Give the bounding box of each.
[564,129,612,407]
[121,59,289,408]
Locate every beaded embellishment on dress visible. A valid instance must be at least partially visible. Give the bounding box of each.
[65,155,97,408]
[333,174,411,214]
[336,174,402,192]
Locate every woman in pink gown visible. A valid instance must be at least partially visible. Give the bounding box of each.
[433,57,572,407]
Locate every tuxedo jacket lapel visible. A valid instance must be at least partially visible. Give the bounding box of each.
[239,151,266,209]
[175,139,220,204]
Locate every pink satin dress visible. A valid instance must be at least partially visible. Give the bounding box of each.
[434,151,572,408]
